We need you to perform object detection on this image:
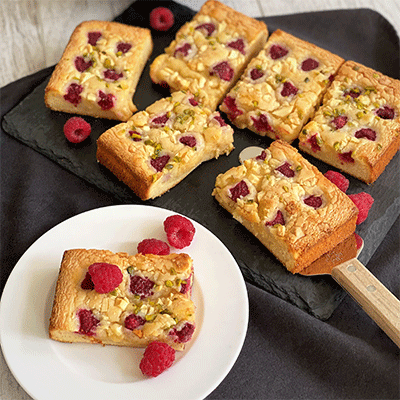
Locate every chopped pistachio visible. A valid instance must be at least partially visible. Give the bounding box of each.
[165,280,174,287]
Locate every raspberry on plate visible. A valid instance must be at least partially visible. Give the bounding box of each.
[149,7,174,31]
[164,215,196,249]
[137,238,170,255]
[140,341,175,377]
[324,170,350,192]
[348,192,374,224]
[63,116,91,143]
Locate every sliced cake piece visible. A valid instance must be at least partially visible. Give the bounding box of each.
[212,140,358,274]
[219,29,344,142]
[298,60,400,183]
[45,20,153,121]
[49,249,195,351]
[96,90,234,200]
[149,0,268,110]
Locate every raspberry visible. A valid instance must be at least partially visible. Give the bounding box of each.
[303,195,323,209]
[256,150,267,161]
[348,192,374,224]
[307,134,321,152]
[355,128,376,141]
[338,151,354,163]
[265,210,285,226]
[81,272,94,290]
[376,105,395,119]
[129,130,142,142]
[137,238,170,255]
[169,322,195,343]
[77,309,99,336]
[174,43,191,58]
[151,113,169,127]
[98,91,115,110]
[164,215,196,249]
[223,96,243,120]
[149,7,174,31]
[276,161,295,178]
[354,233,363,250]
[344,88,361,99]
[140,341,175,377]
[116,42,132,54]
[88,263,123,294]
[210,61,234,81]
[150,155,170,172]
[251,114,274,133]
[229,180,250,202]
[189,97,198,106]
[324,170,349,192]
[130,275,155,298]
[195,23,216,36]
[301,58,319,71]
[63,117,91,144]
[125,314,145,330]
[74,56,92,72]
[88,31,101,46]
[281,81,298,97]
[179,135,196,147]
[269,44,288,60]
[180,274,192,294]
[103,69,123,81]
[250,68,264,80]
[64,83,83,106]
[227,38,245,55]
[332,115,348,129]
[214,115,227,126]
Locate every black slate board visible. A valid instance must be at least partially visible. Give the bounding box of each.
[2,0,400,319]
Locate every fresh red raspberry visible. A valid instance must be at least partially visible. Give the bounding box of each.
[179,135,197,147]
[150,155,170,172]
[324,170,349,192]
[354,128,376,141]
[251,114,274,133]
[301,58,319,71]
[269,44,288,60]
[125,314,145,330]
[64,83,83,106]
[149,7,174,31]
[63,117,91,143]
[332,115,348,129]
[210,61,234,81]
[265,210,285,226]
[130,275,155,298]
[88,263,123,294]
[227,38,245,55]
[303,195,323,209]
[137,238,170,255]
[281,81,298,97]
[195,23,216,36]
[140,341,175,377]
[229,180,250,202]
[164,215,196,249]
[223,96,243,120]
[80,272,94,290]
[88,31,101,46]
[77,309,99,336]
[276,161,295,178]
[116,42,132,54]
[169,322,195,343]
[348,192,374,224]
[74,56,92,72]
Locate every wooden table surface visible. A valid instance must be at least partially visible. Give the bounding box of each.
[1,1,399,399]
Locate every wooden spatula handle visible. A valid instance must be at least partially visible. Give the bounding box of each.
[332,258,400,347]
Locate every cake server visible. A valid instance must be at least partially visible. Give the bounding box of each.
[300,236,400,347]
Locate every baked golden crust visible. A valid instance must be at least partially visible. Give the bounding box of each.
[97,91,234,200]
[219,29,344,143]
[49,249,195,351]
[212,140,358,273]
[44,20,153,121]
[298,60,400,183]
[149,0,268,110]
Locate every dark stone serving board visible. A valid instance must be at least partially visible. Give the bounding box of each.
[2,0,399,319]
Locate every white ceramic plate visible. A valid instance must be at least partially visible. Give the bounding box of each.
[0,205,248,400]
